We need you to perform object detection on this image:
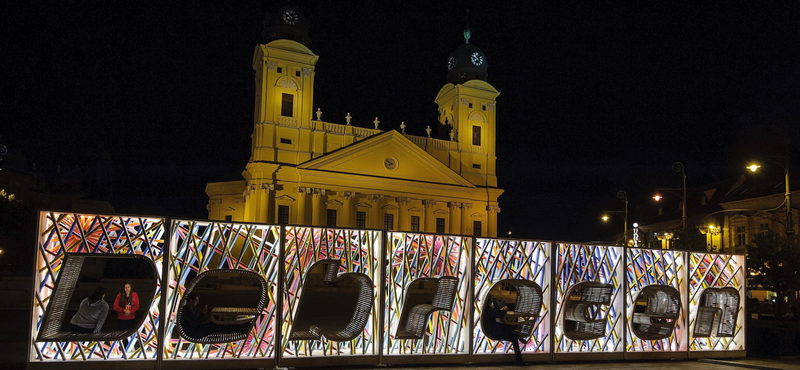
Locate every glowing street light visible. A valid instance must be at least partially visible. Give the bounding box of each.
[652,162,687,230]
[601,214,610,222]
[747,154,792,234]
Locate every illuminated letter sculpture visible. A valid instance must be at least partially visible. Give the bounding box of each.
[693,287,740,337]
[289,259,374,341]
[480,279,543,341]
[395,276,458,339]
[562,282,614,340]
[631,285,681,340]
[177,269,268,343]
[37,253,158,341]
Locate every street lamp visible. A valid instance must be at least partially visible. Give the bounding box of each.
[747,153,792,234]
[653,162,687,230]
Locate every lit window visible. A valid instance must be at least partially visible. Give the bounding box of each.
[384,213,394,230]
[281,93,294,117]
[735,225,746,246]
[410,216,420,232]
[473,125,481,146]
[326,209,337,227]
[356,211,366,229]
[278,205,290,224]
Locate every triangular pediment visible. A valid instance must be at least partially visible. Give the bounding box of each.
[298,131,475,188]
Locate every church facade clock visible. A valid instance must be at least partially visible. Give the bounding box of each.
[206,4,503,236]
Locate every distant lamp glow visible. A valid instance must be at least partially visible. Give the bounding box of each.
[628,239,634,246]
[633,222,639,228]
[601,215,610,222]
[653,194,663,202]
[747,164,761,172]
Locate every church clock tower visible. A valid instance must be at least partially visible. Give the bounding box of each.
[251,4,319,164]
[434,27,499,187]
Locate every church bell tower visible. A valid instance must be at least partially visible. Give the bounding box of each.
[434,25,499,187]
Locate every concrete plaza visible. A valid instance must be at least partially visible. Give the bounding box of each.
[294,359,800,370]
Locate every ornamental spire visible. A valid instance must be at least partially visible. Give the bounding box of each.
[463,9,471,44]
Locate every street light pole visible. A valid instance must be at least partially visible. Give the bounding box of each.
[618,190,628,244]
[672,162,687,231]
[785,145,793,234]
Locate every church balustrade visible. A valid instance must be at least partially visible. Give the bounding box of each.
[353,126,381,138]
[277,116,299,127]
[28,211,746,369]
[322,121,347,135]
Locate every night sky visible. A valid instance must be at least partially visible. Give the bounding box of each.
[3,1,800,242]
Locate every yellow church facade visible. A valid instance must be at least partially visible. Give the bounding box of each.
[206,5,503,236]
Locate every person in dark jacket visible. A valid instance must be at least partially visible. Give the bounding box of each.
[482,297,527,366]
[70,286,109,334]
[180,292,240,340]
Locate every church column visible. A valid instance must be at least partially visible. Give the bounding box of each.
[243,184,256,221]
[423,199,436,233]
[461,203,472,235]
[296,187,309,225]
[342,192,355,228]
[257,184,273,223]
[448,202,462,235]
[311,188,325,226]
[487,205,500,237]
[263,184,275,223]
[370,194,384,229]
[397,197,410,231]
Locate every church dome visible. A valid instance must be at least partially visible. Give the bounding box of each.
[262,3,310,45]
[445,28,488,84]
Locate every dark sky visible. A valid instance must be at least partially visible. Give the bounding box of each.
[3,1,800,241]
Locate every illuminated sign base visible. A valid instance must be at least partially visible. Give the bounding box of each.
[28,212,745,369]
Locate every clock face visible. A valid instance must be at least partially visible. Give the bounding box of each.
[470,52,484,66]
[384,157,398,171]
[447,57,455,70]
[282,9,299,25]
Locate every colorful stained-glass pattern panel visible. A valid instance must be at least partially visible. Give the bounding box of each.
[625,249,687,351]
[688,253,745,351]
[554,244,624,353]
[281,227,381,357]
[383,232,470,355]
[31,212,165,362]
[164,220,280,360]
[473,238,551,354]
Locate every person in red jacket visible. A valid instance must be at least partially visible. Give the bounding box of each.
[113,283,139,330]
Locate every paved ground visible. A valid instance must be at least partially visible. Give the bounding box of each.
[295,359,800,370]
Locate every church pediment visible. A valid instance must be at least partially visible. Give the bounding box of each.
[298,131,475,188]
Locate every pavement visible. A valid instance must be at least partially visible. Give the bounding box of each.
[294,359,800,370]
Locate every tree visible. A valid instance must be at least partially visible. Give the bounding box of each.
[747,232,800,317]
[672,228,708,251]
